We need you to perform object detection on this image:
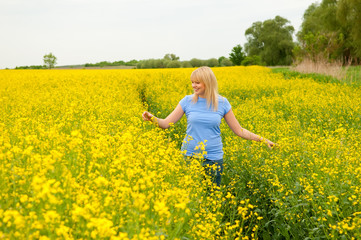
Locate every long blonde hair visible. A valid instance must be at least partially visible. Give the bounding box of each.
[191,66,219,111]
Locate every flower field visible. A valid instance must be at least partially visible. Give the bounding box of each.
[0,67,360,239]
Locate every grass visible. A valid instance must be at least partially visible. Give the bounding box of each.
[272,65,361,87]
[346,66,361,84]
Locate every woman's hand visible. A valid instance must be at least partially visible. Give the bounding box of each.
[142,104,184,129]
[142,111,154,121]
[264,139,277,150]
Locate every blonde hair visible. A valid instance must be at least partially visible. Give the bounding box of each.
[191,66,219,111]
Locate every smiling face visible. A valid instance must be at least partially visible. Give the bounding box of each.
[191,79,206,98]
[190,66,219,110]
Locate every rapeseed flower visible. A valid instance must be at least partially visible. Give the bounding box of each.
[0,67,360,239]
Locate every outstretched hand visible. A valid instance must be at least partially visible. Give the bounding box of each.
[265,139,277,150]
[142,111,154,121]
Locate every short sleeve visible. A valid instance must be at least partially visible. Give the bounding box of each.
[223,97,232,116]
[179,95,189,112]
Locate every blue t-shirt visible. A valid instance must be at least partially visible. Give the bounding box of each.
[179,95,232,160]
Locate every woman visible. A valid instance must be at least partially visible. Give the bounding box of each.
[142,66,275,187]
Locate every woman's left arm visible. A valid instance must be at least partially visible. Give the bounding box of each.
[224,109,276,149]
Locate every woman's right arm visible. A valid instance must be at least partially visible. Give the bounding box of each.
[142,104,184,129]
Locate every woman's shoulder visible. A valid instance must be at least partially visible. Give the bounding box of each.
[217,95,229,102]
[181,94,194,101]
[179,94,193,105]
[217,95,231,110]
[179,95,194,111]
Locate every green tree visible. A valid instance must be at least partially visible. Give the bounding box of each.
[296,0,361,63]
[163,53,180,61]
[206,58,219,67]
[245,16,295,66]
[190,58,202,67]
[43,53,57,69]
[166,60,181,68]
[241,56,265,66]
[229,44,245,66]
[125,60,139,66]
[218,56,226,65]
[337,0,361,60]
[219,57,233,66]
[181,61,193,68]
[298,3,323,36]
[296,0,345,61]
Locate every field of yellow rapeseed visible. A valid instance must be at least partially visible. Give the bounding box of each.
[0,67,360,239]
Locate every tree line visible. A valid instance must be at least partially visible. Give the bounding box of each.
[235,0,360,66]
[84,59,138,67]
[134,0,361,68]
[14,0,359,70]
[135,55,233,69]
[15,53,57,69]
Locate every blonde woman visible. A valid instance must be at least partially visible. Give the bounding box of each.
[142,66,275,187]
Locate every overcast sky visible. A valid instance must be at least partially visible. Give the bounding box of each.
[0,0,317,69]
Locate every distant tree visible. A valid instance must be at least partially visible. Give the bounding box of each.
[113,60,126,66]
[241,55,265,66]
[99,61,111,67]
[15,65,46,69]
[142,60,152,69]
[30,65,47,69]
[136,62,143,69]
[149,59,165,68]
[220,58,233,66]
[43,53,57,69]
[166,61,181,68]
[136,57,225,69]
[159,59,168,68]
[245,16,295,66]
[190,58,202,67]
[15,66,30,69]
[164,53,180,61]
[125,59,138,66]
[181,61,193,68]
[136,59,166,69]
[84,63,95,67]
[229,44,245,66]
[164,54,171,60]
[206,58,219,67]
[218,56,226,65]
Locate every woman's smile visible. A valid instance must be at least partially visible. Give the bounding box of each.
[192,80,205,97]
